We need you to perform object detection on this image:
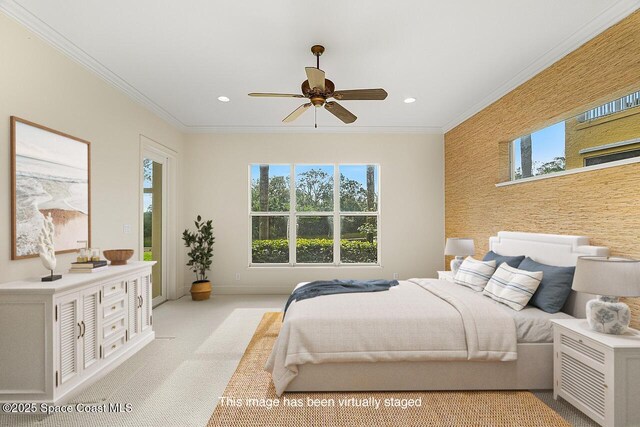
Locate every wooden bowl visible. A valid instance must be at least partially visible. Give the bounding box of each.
[103,249,134,265]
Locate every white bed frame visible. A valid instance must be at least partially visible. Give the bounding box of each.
[286,231,609,392]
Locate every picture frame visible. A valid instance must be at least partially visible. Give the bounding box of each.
[11,116,91,260]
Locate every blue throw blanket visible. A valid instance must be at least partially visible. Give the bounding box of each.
[283,279,399,318]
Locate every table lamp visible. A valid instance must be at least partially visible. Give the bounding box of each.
[572,256,640,335]
[444,238,475,274]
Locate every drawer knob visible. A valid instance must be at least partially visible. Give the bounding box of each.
[111,325,116,330]
[112,286,116,291]
[111,306,116,311]
[111,344,116,350]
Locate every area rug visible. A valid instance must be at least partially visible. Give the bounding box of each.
[207,312,570,427]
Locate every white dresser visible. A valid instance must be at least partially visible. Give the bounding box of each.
[552,319,640,427]
[0,262,155,405]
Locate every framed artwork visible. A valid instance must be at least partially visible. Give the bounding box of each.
[11,117,91,259]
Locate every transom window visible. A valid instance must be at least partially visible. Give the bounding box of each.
[249,164,380,266]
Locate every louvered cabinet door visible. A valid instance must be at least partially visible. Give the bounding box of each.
[55,292,81,391]
[554,325,610,426]
[81,288,101,373]
[140,274,152,333]
[127,277,141,340]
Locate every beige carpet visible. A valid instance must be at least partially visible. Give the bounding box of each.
[208,312,571,427]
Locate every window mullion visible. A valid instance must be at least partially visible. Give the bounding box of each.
[290,164,296,266]
[333,164,340,265]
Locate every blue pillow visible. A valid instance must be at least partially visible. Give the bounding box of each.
[482,251,525,268]
[517,257,575,313]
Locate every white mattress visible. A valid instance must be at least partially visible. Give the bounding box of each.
[451,280,573,343]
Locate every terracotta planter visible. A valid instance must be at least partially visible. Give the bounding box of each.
[190,280,212,301]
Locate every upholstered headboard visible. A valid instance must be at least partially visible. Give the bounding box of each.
[489,231,609,318]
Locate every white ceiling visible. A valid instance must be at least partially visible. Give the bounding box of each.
[2,0,639,133]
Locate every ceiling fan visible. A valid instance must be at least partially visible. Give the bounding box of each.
[249,45,388,127]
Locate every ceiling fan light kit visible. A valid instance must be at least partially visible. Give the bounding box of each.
[249,45,388,127]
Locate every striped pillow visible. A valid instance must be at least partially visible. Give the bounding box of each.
[483,263,543,311]
[453,257,497,291]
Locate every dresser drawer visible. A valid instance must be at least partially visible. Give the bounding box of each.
[102,280,126,300]
[102,315,126,341]
[558,329,608,367]
[102,295,126,320]
[103,332,126,360]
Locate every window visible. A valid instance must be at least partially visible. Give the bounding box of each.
[250,164,379,265]
[507,88,640,183]
[512,122,566,180]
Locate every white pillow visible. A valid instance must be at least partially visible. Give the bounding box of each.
[453,257,497,291]
[483,263,543,311]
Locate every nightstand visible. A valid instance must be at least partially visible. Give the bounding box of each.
[437,271,455,282]
[551,319,640,427]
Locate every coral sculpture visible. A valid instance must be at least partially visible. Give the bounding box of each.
[37,212,57,272]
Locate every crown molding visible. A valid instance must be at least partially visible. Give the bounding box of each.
[0,0,188,131]
[182,125,443,134]
[442,0,640,134]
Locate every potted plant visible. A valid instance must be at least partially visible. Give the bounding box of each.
[182,215,215,300]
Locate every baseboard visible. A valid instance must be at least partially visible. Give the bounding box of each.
[183,285,291,295]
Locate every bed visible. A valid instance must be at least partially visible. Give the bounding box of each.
[266,231,609,395]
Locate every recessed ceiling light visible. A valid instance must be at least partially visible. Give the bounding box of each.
[404,97,416,104]
[217,96,230,102]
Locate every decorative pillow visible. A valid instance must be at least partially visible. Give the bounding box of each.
[483,251,525,268]
[483,264,543,311]
[454,257,497,291]
[517,257,576,313]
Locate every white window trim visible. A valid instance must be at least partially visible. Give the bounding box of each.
[248,163,381,267]
[497,155,640,187]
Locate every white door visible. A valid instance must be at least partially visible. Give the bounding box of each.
[56,292,81,391]
[142,149,168,306]
[81,287,101,374]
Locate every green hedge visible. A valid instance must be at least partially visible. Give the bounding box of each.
[251,239,376,264]
[340,240,377,263]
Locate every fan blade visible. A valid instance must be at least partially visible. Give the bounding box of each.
[283,103,312,123]
[324,101,357,124]
[333,88,388,100]
[249,93,305,98]
[305,67,325,91]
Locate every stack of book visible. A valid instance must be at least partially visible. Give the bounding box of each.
[69,260,108,273]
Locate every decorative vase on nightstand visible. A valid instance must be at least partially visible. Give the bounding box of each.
[585,296,631,335]
[572,256,640,335]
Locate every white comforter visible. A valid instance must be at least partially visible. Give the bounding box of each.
[265,279,518,396]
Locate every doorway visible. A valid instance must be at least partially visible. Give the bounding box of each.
[143,150,168,306]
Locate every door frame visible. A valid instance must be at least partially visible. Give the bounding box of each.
[140,135,179,305]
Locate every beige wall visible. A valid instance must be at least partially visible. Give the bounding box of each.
[0,13,185,286]
[445,11,640,328]
[183,133,444,294]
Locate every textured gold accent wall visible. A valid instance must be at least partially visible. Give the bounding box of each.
[445,11,640,328]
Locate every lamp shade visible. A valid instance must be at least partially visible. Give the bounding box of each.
[572,256,640,297]
[444,238,475,257]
